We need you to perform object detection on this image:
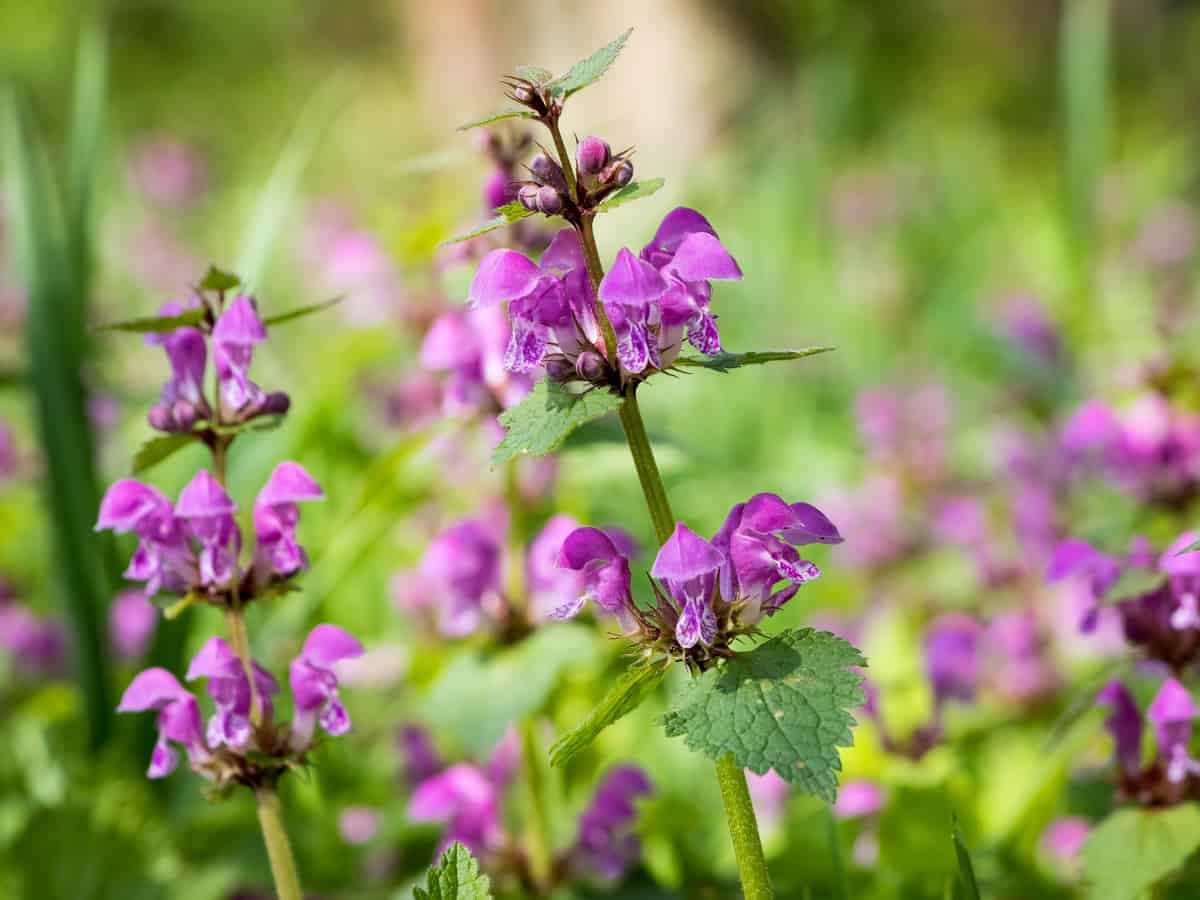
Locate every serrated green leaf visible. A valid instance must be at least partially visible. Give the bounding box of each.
[515,65,554,84]
[546,28,633,99]
[198,265,240,292]
[492,379,624,465]
[96,309,206,334]
[457,108,537,132]
[952,818,982,900]
[1099,567,1166,606]
[412,842,493,900]
[1082,805,1200,900]
[132,433,198,474]
[550,663,667,767]
[674,347,836,373]
[661,628,865,802]
[261,295,343,326]
[444,202,535,244]
[596,177,665,212]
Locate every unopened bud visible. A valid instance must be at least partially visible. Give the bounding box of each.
[518,184,542,212]
[147,403,174,432]
[576,136,611,176]
[512,85,536,106]
[529,154,568,193]
[259,391,291,416]
[544,357,575,382]
[575,351,606,383]
[600,158,634,188]
[171,400,198,432]
[535,186,563,215]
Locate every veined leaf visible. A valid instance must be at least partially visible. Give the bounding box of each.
[596,177,665,213]
[550,663,667,767]
[413,843,492,900]
[457,108,537,132]
[661,628,865,802]
[1082,805,1200,900]
[132,433,198,474]
[492,379,624,465]
[444,202,535,245]
[674,347,835,373]
[546,29,633,99]
[96,309,205,334]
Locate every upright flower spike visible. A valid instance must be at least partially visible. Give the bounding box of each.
[571,765,653,881]
[254,462,324,579]
[1148,678,1200,783]
[652,523,724,649]
[176,470,241,588]
[554,526,635,624]
[289,624,364,749]
[118,667,208,778]
[186,636,280,749]
[212,294,268,413]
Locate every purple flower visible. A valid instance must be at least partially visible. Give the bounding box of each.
[398,724,443,786]
[1041,816,1090,869]
[176,470,241,588]
[572,765,652,881]
[1047,539,1123,632]
[1097,680,1142,776]
[186,636,279,749]
[1148,678,1200,784]
[0,600,65,677]
[409,763,502,857]
[338,806,381,846]
[109,589,159,662]
[923,614,984,707]
[96,479,196,596]
[746,770,790,832]
[128,136,209,209]
[212,295,267,413]
[832,780,885,819]
[986,610,1059,704]
[405,518,503,636]
[117,667,209,778]
[652,523,724,649]
[553,526,636,626]
[253,462,323,579]
[420,306,531,414]
[145,300,210,432]
[289,624,364,749]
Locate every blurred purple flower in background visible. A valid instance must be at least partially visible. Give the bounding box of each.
[127,135,209,210]
[570,765,652,882]
[109,589,158,662]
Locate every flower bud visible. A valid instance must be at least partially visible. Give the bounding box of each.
[576,137,611,176]
[171,400,198,432]
[544,357,575,382]
[512,85,536,106]
[259,391,292,416]
[535,186,563,215]
[529,154,568,193]
[600,158,634,188]
[147,403,174,432]
[575,351,607,383]
[518,184,542,212]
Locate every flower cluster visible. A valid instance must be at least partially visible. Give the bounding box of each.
[554,493,840,664]
[96,461,322,606]
[118,624,362,786]
[468,207,741,387]
[1048,531,1200,670]
[407,726,651,886]
[393,510,636,640]
[1098,677,1200,807]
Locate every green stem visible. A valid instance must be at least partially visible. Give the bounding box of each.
[519,719,552,890]
[255,786,304,900]
[571,195,775,899]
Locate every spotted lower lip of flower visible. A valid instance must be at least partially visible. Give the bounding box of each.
[176,470,242,588]
[186,636,280,749]
[212,295,268,413]
[288,624,364,749]
[1148,678,1200,783]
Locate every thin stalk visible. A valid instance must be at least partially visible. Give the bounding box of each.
[568,187,775,898]
[255,786,304,900]
[519,719,552,890]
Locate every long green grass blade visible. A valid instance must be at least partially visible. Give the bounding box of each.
[1059,0,1110,256]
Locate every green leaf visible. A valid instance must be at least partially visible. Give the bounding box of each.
[660,628,865,802]
[546,28,633,99]
[1175,538,1200,556]
[596,177,665,212]
[457,108,537,131]
[210,414,286,436]
[1082,805,1200,900]
[1099,567,1166,606]
[674,347,835,373]
[261,295,344,327]
[515,65,554,84]
[444,202,535,244]
[550,663,667,767]
[952,818,982,900]
[198,265,240,292]
[96,308,206,334]
[132,433,198,474]
[492,379,624,465]
[412,842,493,900]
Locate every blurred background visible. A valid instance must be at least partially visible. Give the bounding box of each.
[3,0,1200,897]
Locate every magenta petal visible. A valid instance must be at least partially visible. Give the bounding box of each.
[1047,539,1106,580]
[558,527,622,569]
[645,207,717,257]
[185,636,242,681]
[96,480,172,532]
[212,295,267,346]
[1098,679,1143,774]
[468,249,542,308]
[540,228,587,274]
[1161,531,1200,577]
[1149,678,1196,727]
[118,667,189,712]
[257,461,324,507]
[420,313,480,371]
[301,623,364,667]
[832,780,884,819]
[176,470,236,519]
[652,523,724,583]
[783,502,844,545]
[676,599,716,649]
[599,248,668,308]
[667,232,742,282]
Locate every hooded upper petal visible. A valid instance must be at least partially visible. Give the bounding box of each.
[468,249,542,308]
[175,470,236,520]
[257,462,324,507]
[301,623,365,668]
[117,667,190,711]
[599,248,668,308]
[212,295,267,346]
[96,480,173,532]
[666,231,742,282]
[651,523,724,583]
